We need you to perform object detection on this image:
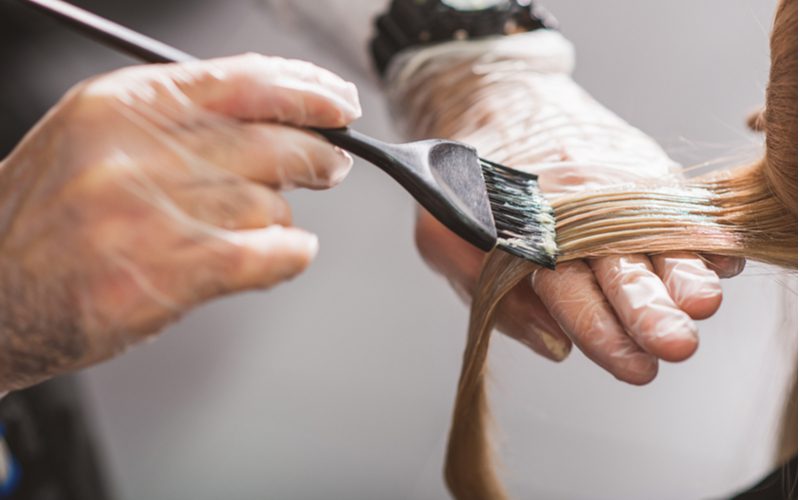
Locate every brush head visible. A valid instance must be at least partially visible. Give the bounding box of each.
[318,132,558,268]
[423,140,557,268]
[480,159,558,269]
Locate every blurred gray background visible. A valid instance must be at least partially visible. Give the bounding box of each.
[6,0,796,498]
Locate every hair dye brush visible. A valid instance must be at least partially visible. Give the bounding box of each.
[17,0,558,268]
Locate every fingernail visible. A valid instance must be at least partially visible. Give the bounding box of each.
[531,327,570,361]
[314,145,353,188]
[266,226,319,259]
[330,147,353,183]
[333,145,352,163]
[342,81,362,119]
[541,331,570,361]
[730,258,746,276]
[673,259,723,300]
[300,232,319,259]
[622,354,659,386]
[280,230,319,281]
[279,229,319,282]
[327,95,360,124]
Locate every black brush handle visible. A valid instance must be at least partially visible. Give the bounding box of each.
[18,0,195,63]
[312,128,398,168]
[312,127,432,199]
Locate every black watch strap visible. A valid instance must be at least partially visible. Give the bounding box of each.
[370,0,558,77]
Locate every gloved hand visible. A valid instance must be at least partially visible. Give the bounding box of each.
[0,53,361,391]
[393,31,745,384]
[417,208,744,385]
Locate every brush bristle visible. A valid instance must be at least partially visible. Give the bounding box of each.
[480,159,558,269]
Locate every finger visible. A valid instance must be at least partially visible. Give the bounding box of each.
[223,226,319,290]
[97,224,317,338]
[651,252,724,320]
[416,210,571,360]
[701,254,746,279]
[182,225,319,306]
[533,261,659,385]
[590,255,699,362]
[494,279,572,362]
[189,123,353,190]
[171,54,361,127]
[169,176,292,229]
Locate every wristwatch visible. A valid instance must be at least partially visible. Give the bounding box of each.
[370,0,558,76]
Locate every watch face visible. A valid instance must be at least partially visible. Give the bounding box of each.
[440,0,509,11]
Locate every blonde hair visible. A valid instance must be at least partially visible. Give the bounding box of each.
[393,1,796,498]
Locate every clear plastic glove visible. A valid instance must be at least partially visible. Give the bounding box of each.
[393,31,745,384]
[0,53,361,391]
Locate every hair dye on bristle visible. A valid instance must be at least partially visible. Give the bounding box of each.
[480,159,558,268]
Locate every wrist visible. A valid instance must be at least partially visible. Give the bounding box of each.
[384,31,680,185]
[385,30,575,139]
[0,259,85,392]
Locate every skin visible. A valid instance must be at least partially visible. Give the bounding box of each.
[0,53,361,391]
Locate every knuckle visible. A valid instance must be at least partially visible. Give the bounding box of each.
[251,186,291,225]
[191,243,242,295]
[62,77,116,120]
[64,66,160,121]
[203,196,248,228]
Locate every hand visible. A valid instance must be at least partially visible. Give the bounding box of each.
[411,52,744,385]
[417,210,744,385]
[0,53,361,391]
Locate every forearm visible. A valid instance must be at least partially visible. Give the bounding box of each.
[0,261,85,392]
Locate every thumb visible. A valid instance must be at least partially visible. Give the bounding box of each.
[224,226,320,292]
[102,226,319,337]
